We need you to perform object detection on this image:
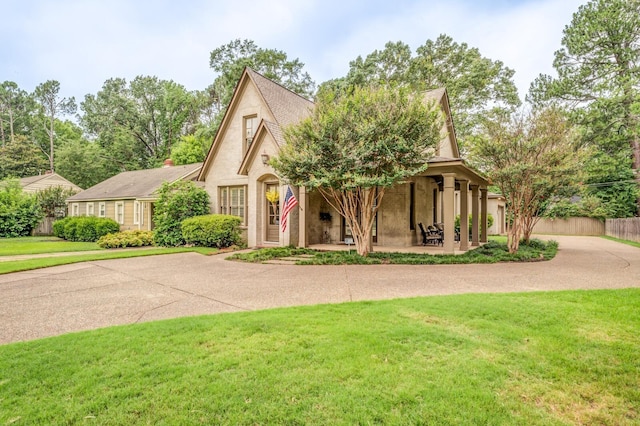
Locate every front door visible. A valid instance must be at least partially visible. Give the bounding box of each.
[265,183,279,242]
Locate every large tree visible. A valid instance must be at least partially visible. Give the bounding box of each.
[208,39,316,125]
[471,107,584,253]
[0,135,48,179]
[33,80,77,173]
[529,0,640,216]
[323,35,521,151]
[81,76,200,169]
[0,81,34,147]
[273,85,443,257]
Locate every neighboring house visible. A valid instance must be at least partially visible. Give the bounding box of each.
[19,172,82,194]
[198,68,492,254]
[66,162,202,231]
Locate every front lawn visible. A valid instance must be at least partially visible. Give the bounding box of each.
[0,289,637,424]
[228,238,558,265]
[0,236,101,256]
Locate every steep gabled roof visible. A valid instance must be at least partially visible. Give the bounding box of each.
[198,67,313,180]
[18,172,82,192]
[424,87,460,159]
[67,163,202,202]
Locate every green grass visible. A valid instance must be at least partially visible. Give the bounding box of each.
[1,289,638,424]
[0,236,102,255]
[0,246,217,275]
[602,235,640,249]
[228,238,558,265]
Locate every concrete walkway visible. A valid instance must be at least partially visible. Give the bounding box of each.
[1,235,638,345]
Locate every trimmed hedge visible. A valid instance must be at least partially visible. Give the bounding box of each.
[181,214,242,248]
[97,230,155,248]
[53,216,120,242]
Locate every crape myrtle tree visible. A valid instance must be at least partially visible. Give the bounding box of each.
[272,84,443,257]
[529,0,640,216]
[471,107,584,253]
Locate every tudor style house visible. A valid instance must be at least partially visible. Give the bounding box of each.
[199,68,494,254]
[66,162,202,231]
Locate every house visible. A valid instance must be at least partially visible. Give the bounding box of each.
[66,161,202,231]
[198,68,493,254]
[19,172,82,194]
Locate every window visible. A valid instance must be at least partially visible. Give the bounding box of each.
[243,115,258,150]
[115,201,124,225]
[86,203,94,216]
[133,201,140,225]
[71,203,79,217]
[220,186,246,224]
[98,202,106,218]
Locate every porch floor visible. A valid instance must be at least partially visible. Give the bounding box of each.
[307,242,481,255]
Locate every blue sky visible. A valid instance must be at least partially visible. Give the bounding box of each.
[1,0,586,106]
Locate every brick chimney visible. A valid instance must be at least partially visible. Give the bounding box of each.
[163,159,174,168]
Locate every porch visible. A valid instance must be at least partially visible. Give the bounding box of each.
[308,242,473,255]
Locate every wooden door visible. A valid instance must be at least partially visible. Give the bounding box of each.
[266,183,279,242]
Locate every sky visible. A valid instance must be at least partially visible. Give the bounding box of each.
[1,0,587,107]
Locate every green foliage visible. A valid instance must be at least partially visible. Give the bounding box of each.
[97,230,155,248]
[0,179,43,237]
[171,134,211,165]
[528,0,640,215]
[0,81,36,147]
[208,39,315,121]
[81,77,202,170]
[274,84,444,256]
[153,180,210,246]
[455,214,494,235]
[322,35,521,151]
[54,216,120,242]
[181,214,242,248]
[35,186,77,218]
[55,132,117,189]
[0,135,48,179]
[471,107,584,251]
[229,238,558,265]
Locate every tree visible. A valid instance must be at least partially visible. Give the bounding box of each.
[81,77,201,170]
[171,134,211,165]
[55,139,115,189]
[471,107,583,253]
[208,39,316,123]
[0,81,34,147]
[35,186,78,218]
[528,0,640,215]
[152,180,210,246]
[33,80,77,173]
[273,85,444,257]
[323,36,521,151]
[0,135,48,179]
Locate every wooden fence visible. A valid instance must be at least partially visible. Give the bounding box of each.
[32,217,55,236]
[606,218,640,243]
[532,217,605,236]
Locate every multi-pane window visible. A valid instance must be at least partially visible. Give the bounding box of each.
[71,203,79,217]
[133,201,140,225]
[220,186,246,224]
[98,202,106,218]
[115,201,124,225]
[86,203,94,216]
[244,115,258,150]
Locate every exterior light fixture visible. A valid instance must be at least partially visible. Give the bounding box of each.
[261,153,270,165]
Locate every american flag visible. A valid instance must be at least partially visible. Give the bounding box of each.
[280,186,298,232]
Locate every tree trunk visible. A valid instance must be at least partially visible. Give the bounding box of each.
[49,114,55,172]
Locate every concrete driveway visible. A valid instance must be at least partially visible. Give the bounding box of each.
[1,235,638,345]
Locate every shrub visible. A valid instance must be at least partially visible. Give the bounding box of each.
[181,214,242,248]
[0,179,43,237]
[36,186,78,219]
[97,230,155,248]
[52,217,70,238]
[55,216,120,242]
[153,181,210,246]
[455,214,494,236]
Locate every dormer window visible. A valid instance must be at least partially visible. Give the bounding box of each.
[244,115,258,151]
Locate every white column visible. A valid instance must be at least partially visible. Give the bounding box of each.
[459,180,469,251]
[481,187,488,243]
[471,184,480,246]
[443,173,456,254]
